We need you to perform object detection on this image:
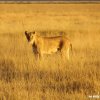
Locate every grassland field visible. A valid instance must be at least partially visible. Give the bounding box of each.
[0,4,100,100]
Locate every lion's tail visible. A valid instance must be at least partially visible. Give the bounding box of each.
[70,43,72,52]
[70,43,73,57]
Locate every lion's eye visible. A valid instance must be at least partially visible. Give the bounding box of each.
[30,35,33,38]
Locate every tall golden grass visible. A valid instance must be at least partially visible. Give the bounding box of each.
[0,4,100,100]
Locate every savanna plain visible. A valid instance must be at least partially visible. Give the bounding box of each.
[0,4,100,100]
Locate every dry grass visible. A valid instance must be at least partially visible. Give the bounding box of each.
[0,4,100,100]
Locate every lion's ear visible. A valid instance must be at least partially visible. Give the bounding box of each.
[25,31,28,36]
[33,31,35,34]
[25,31,30,41]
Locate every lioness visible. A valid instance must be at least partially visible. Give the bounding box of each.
[25,31,72,60]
